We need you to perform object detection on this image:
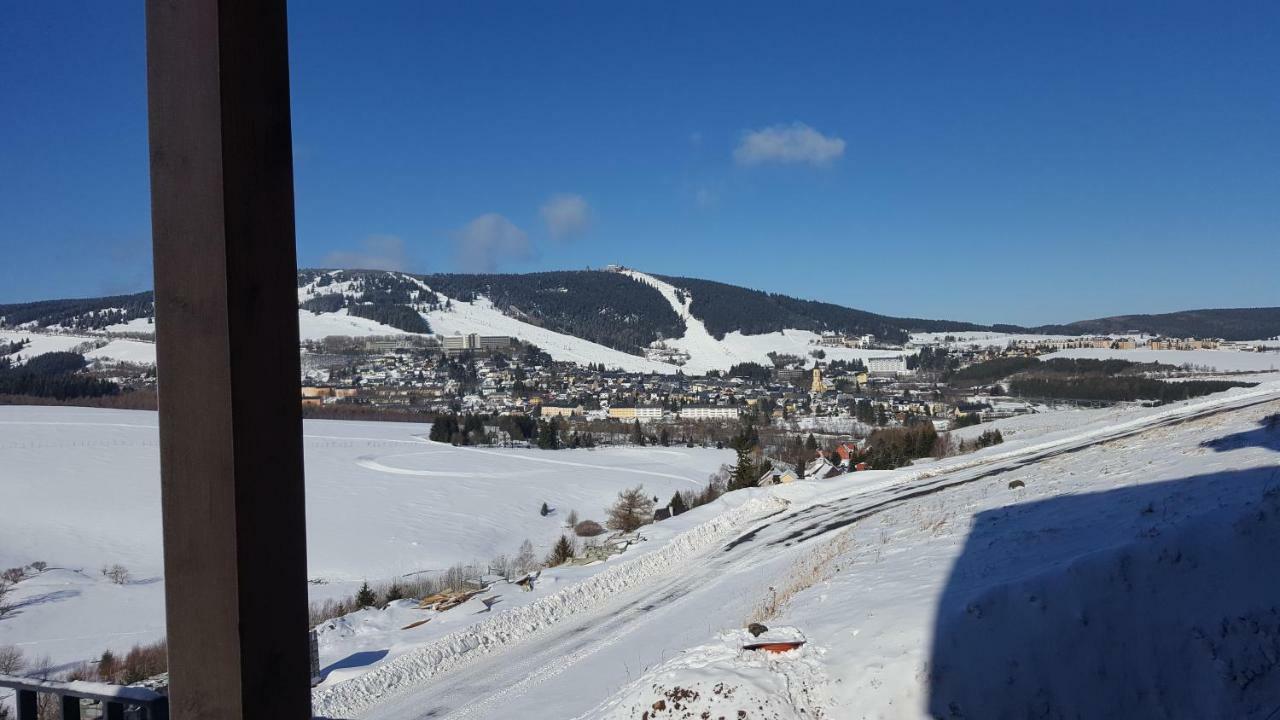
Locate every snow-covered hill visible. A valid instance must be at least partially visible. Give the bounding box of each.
[5,381,1279,718]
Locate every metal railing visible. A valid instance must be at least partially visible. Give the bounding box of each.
[0,674,168,720]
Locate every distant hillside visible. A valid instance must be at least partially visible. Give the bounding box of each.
[0,291,153,331]
[997,308,1280,342]
[654,275,988,344]
[4,272,1274,366]
[423,271,686,354]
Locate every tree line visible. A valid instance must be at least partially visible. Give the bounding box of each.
[0,352,120,400]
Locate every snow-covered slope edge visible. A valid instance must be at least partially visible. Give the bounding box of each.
[929,485,1280,718]
[311,493,789,718]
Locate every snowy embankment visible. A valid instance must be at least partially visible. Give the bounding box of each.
[929,485,1280,719]
[311,492,788,717]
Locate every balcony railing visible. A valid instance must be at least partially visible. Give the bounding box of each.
[0,674,168,720]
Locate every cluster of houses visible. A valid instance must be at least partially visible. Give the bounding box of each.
[1005,336,1257,352]
[298,338,982,434]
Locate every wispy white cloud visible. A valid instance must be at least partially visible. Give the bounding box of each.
[733,122,845,167]
[540,194,591,242]
[454,214,533,272]
[322,235,410,272]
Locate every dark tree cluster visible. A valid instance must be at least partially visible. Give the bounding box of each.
[0,352,120,400]
[908,346,957,374]
[1,339,29,356]
[346,303,432,334]
[1009,376,1254,403]
[300,294,346,314]
[428,412,488,445]
[857,423,941,470]
[727,361,772,380]
[947,356,1041,386]
[0,292,154,331]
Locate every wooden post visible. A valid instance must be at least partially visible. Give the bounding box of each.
[145,1,310,718]
[15,689,36,720]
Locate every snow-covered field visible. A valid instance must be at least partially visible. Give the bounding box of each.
[1045,346,1280,373]
[0,331,90,362]
[0,408,729,672]
[5,381,1280,719]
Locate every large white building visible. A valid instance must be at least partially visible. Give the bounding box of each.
[677,406,740,421]
[441,333,513,355]
[867,355,910,376]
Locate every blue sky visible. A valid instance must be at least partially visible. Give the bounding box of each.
[1,1,1277,325]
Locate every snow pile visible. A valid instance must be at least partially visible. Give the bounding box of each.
[311,493,789,717]
[581,627,832,720]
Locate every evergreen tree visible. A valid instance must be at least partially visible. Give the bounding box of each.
[383,583,404,603]
[659,427,670,447]
[355,581,376,608]
[547,534,576,566]
[540,501,550,517]
[669,492,688,516]
[536,419,560,450]
[729,425,762,490]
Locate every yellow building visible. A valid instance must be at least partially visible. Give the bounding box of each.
[541,405,582,418]
[810,368,827,393]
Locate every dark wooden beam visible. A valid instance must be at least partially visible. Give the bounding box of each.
[145,1,310,717]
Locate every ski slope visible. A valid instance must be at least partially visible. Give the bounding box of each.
[622,269,917,373]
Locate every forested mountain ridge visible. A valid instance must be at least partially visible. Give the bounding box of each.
[1000,307,1280,342]
[422,271,686,354]
[3,271,1276,355]
[0,291,154,331]
[654,274,987,344]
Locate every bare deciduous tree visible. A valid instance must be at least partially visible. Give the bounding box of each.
[0,581,14,620]
[514,539,539,575]
[101,564,130,585]
[0,644,24,674]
